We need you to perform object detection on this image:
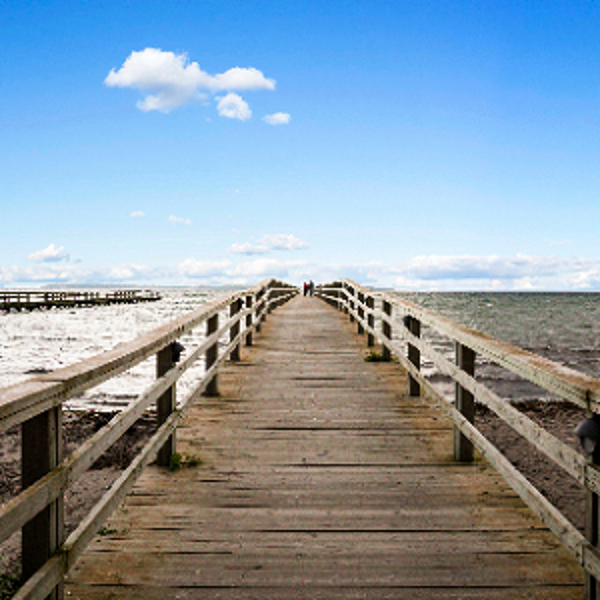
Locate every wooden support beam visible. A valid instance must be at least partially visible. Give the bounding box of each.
[406,316,421,397]
[22,407,64,600]
[156,344,176,467]
[230,299,241,362]
[382,299,392,362]
[586,477,600,599]
[357,292,365,335]
[245,295,253,346]
[367,296,375,347]
[204,314,219,397]
[454,342,475,462]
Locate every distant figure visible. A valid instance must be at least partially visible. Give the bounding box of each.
[303,282,308,296]
[309,280,315,297]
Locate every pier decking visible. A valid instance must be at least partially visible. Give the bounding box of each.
[65,295,583,598]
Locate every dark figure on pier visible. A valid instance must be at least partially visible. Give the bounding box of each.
[309,281,315,296]
[303,282,309,296]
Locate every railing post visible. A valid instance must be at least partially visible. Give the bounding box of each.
[230,298,241,361]
[367,296,375,347]
[454,342,475,462]
[156,343,177,467]
[205,313,219,397]
[586,474,600,599]
[342,284,349,315]
[382,299,392,362]
[245,294,253,346]
[349,286,355,323]
[22,406,64,600]
[357,292,365,335]
[405,316,421,397]
[256,292,263,333]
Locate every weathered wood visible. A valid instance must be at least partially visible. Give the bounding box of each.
[0,289,160,312]
[66,296,583,597]
[454,342,475,462]
[156,344,176,467]
[406,315,421,397]
[381,298,392,361]
[587,452,600,599]
[397,312,599,493]
[230,299,241,361]
[367,296,375,347]
[204,313,219,397]
[245,295,253,346]
[21,407,64,600]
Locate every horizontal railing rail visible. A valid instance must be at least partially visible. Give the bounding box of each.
[0,279,298,600]
[316,279,600,596]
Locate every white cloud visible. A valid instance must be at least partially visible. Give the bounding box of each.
[130,211,145,218]
[212,67,275,92]
[263,112,291,125]
[179,259,232,278]
[229,234,308,255]
[229,242,270,255]
[169,215,192,226]
[29,244,69,263]
[216,93,252,121]
[6,252,600,291]
[105,48,275,114]
[234,259,292,278]
[261,234,307,251]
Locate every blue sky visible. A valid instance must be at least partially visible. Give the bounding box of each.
[2,0,600,290]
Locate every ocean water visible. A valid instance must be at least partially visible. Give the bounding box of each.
[394,292,600,402]
[0,288,229,411]
[2,289,600,410]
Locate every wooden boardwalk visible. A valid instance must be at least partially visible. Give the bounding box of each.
[65,295,584,599]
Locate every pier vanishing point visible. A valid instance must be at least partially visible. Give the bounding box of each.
[4,279,600,599]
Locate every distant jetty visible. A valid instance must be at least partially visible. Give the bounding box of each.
[0,289,161,311]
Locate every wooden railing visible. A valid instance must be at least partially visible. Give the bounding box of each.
[317,279,600,598]
[0,279,297,600]
[0,289,161,311]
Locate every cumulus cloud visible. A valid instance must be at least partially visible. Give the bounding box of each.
[216,93,252,121]
[263,112,291,125]
[130,211,145,218]
[169,215,192,226]
[105,48,275,114]
[29,244,69,263]
[179,259,232,278]
[229,242,270,255]
[261,234,307,251]
[229,234,308,255]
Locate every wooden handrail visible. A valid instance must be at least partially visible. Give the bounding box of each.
[316,279,600,590]
[0,279,298,599]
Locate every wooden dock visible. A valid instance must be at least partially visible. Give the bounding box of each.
[0,289,160,311]
[65,295,583,599]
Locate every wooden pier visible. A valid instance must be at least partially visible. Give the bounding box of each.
[0,289,161,312]
[66,295,582,598]
[2,279,599,598]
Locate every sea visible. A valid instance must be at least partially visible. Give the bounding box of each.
[2,288,600,411]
